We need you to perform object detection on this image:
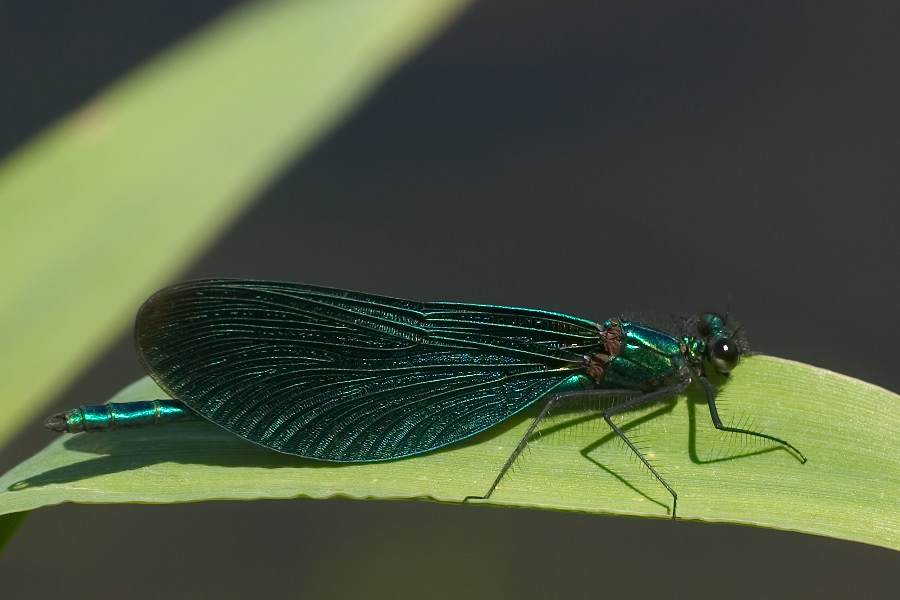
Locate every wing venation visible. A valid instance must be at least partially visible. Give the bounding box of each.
[135,279,601,460]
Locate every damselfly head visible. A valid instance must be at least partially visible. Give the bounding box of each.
[697,312,744,374]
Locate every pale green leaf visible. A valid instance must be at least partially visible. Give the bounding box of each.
[0,0,471,447]
[0,356,896,550]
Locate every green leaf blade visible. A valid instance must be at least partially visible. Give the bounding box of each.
[1,356,898,550]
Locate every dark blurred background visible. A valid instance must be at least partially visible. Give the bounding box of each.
[2,0,899,597]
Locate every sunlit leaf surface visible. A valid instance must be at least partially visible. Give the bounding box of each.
[1,356,897,551]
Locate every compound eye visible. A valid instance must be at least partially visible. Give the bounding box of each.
[710,338,740,373]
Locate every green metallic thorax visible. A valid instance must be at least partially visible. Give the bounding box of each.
[601,320,696,391]
[596,313,737,391]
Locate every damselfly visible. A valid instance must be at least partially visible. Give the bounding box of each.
[46,279,806,517]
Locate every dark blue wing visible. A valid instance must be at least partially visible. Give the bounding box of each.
[135,279,601,461]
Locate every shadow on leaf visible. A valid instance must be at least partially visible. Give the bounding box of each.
[8,410,530,491]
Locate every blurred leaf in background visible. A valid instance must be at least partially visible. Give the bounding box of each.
[0,0,471,450]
